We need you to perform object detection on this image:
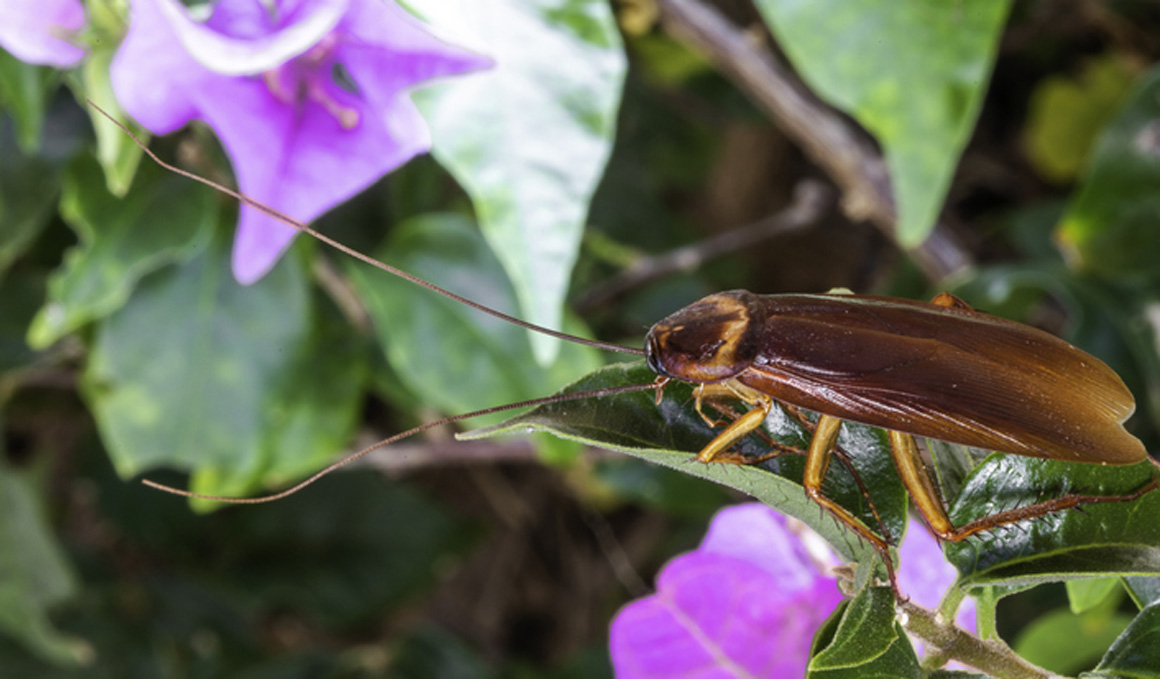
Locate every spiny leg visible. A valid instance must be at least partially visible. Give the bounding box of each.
[694,397,894,550]
[803,415,898,591]
[695,396,773,462]
[697,400,806,464]
[888,431,1159,543]
[780,403,894,546]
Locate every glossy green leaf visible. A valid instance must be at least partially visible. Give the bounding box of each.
[28,154,215,349]
[808,585,920,679]
[0,52,53,153]
[0,458,85,665]
[81,231,349,499]
[810,586,904,671]
[754,0,1009,246]
[945,454,1160,588]
[411,0,626,362]
[1125,576,1160,609]
[345,213,601,425]
[464,362,909,563]
[1087,601,1160,678]
[1057,65,1160,281]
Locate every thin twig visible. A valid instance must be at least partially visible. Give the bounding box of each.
[655,0,975,282]
[898,598,1066,679]
[575,180,834,311]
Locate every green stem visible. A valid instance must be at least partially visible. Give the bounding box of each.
[899,598,1067,679]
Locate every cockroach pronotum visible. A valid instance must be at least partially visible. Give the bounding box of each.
[98,103,1158,592]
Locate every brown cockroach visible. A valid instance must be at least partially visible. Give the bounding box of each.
[105,104,1157,588]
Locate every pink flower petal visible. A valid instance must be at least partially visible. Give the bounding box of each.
[157,0,348,74]
[612,552,844,679]
[110,0,490,284]
[700,504,835,593]
[899,522,976,632]
[0,0,85,68]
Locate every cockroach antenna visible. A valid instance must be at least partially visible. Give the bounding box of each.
[85,99,646,358]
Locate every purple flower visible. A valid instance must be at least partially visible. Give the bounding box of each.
[110,0,489,284]
[610,505,976,678]
[0,0,85,67]
[610,505,843,678]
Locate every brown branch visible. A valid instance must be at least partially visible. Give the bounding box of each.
[899,598,1066,679]
[575,180,835,311]
[654,0,975,282]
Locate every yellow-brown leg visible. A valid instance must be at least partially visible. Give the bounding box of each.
[695,397,772,462]
[803,416,894,564]
[888,431,1159,542]
[698,409,898,586]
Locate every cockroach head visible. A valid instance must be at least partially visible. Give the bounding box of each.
[645,290,762,383]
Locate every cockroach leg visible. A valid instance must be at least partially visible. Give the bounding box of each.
[694,396,773,463]
[803,414,899,592]
[693,396,896,552]
[778,403,894,546]
[651,376,670,406]
[889,431,1159,543]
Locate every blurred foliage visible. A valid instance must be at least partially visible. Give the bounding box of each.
[2,0,1160,677]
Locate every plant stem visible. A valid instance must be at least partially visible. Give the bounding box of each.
[899,598,1067,679]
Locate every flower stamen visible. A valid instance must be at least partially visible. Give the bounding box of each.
[307,79,359,129]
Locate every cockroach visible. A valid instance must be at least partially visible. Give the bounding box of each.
[644,289,1156,573]
[100,104,1157,589]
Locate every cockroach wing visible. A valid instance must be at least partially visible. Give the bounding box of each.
[737,294,1147,465]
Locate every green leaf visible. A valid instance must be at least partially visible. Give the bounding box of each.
[1023,53,1139,184]
[0,458,86,665]
[214,475,471,629]
[1056,65,1160,281]
[0,52,54,153]
[463,362,909,564]
[1087,601,1160,678]
[1014,595,1133,675]
[945,454,1160,588]
[0,121,62,275]
[592,457,730,518]
[810,586,902,671]
[1067,577,1122,615]
[345,213,601,425]
[81,230,342,499]
[28,154,215,349]
[0,271,48,384]
[754,0,1009,246]
[191,290,368,500]
[70,43,145,196]
[808,585,920,678]
[411,0,626,362]
[1125,576,1160,609]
